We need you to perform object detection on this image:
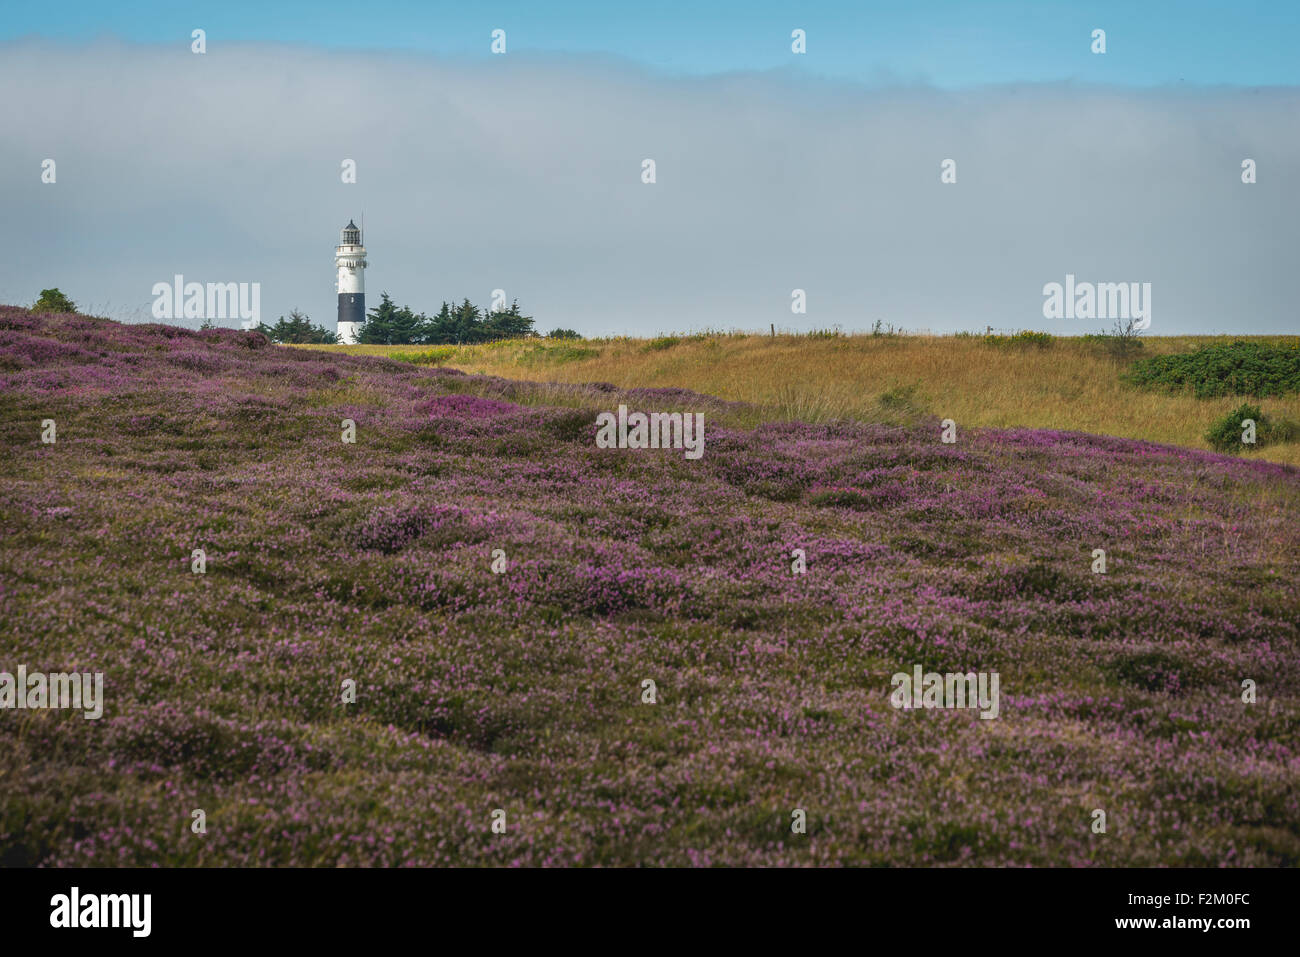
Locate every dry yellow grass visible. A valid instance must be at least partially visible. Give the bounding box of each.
[298,334,1300,467]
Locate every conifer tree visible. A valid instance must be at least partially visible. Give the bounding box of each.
[483,300,535,341]
[357,293,400,344]
[258,309,338,344]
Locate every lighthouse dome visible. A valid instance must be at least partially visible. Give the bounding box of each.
[341,221,361,245]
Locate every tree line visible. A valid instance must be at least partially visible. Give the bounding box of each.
[355,294,534,345]
[256,294,581,345]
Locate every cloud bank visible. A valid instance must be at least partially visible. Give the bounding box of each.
[1,39,1296,335]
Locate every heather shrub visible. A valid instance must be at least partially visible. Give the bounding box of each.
[0,331,97,366]
[348,504,491,553]
[418,393,517,418]
[543,407,600,442]
[169,349,233,373]
[2,309,1299,867]
[809,485,905,510]
[978,562,1091,602]
[1104,649,1198,696]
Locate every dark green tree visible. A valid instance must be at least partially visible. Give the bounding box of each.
[357,293,399,344]
[360,293,536,345]
[482,300,535,341]
[452,298,483,344]
[357,293,431,344]
[425,302,457,344]
[390,304,432,344]
[257,309,339,344]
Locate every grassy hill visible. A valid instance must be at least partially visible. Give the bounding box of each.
[2,309,1298,866]
[302,333,1300,466]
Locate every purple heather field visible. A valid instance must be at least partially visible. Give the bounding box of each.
[1,308,1297,867]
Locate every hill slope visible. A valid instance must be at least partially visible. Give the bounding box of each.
[307,333,1300,466]
[2,309,1298,866]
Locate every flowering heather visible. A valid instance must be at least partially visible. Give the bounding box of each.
[1,307,1298,867]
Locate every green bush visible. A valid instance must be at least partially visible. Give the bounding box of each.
[643,336,681,351]
[1205,402,1298,453]
[32,288,77,314]
[982,330,1054,348]
[1126,341,1300,398]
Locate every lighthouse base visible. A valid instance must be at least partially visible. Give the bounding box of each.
[337,293,365,344]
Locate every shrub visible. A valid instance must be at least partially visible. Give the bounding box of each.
[547,328,582,340]
[544,407,600,442]
[31,288,77,314]
[1126,340,1300,398]
[1205,402,1298,453]
[809,485,904,510]
[983,330,1054,348]
[1105,649,1194,695]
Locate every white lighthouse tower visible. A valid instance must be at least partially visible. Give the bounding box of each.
[335,219,367,344]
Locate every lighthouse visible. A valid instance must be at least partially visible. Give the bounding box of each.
[335,220,367,344]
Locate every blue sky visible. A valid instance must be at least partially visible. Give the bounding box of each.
[7,0,1300,87]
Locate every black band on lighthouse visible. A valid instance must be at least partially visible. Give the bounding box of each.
[338,293,365,327]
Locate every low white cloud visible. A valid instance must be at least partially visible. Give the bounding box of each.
[1,39,1295,334]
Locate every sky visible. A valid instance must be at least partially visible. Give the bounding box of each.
[1,2,1297,335]
[7,1,1300,87]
